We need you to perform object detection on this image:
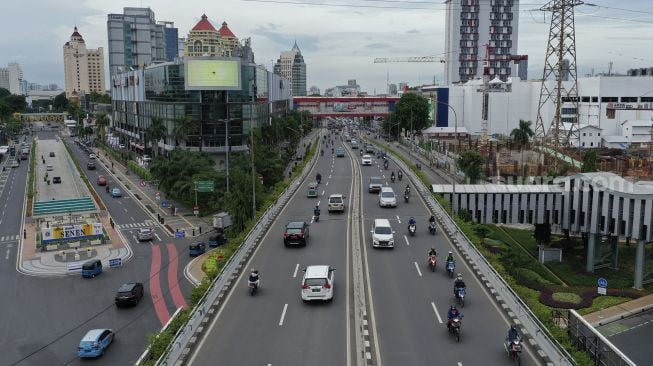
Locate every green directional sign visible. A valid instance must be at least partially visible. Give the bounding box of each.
[195,180,214,193]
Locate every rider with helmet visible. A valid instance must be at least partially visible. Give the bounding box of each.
[314,204,321,218]
[445,251,454,263]
[408,216,417,226]
[390,171,395,181]
[454,273,466,295]
[507,325,520,343]
[248,269,260,283]
[316,173,322,184]
[428,246,437,257]
[447,304,462,330]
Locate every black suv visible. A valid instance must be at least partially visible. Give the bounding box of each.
[115,282,144,307]
[284,221,309,247]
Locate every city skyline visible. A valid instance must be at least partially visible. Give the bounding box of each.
[1,0,653,94]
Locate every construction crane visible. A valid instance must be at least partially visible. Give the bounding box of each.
[374,57,445,63]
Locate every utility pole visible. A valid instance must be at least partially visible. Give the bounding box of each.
[534,0,583,172]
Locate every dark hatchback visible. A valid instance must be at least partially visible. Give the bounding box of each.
[115,282,144,307]
[284,221,310,247]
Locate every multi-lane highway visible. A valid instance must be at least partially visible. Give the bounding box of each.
[0,127,194,366]
[188,128,542,365]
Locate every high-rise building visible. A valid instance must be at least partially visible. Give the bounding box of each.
[185,14,239,57]
[63,26,106,98]
[159,21,179,61]
[107,7,169,77]
[0,62,24,95]
[274,41,307,96]
[308,86,320,95]
[444,0,520,84]
[178,38,186,57]
[389,83,398,95]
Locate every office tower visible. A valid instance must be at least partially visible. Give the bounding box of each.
[159,21,179,61]
[63,26,106,97]
[274,41,307,96]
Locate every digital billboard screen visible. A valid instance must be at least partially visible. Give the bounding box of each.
[185,57,241,90]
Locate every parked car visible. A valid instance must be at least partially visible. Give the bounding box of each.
[115,283,144,307]
[111,188,122,198]
[97,175,107,186]
[136,228,153,241]
[301,265,335,302]
[284,221,310,247]
[189,242,206,257]
[208,235,221,248]
[77,329,114,358]
[142,155,152,163]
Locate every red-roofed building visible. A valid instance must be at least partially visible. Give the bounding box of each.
[186,15,239,57]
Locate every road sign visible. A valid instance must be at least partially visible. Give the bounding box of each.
[161,200,169,208]
[598,278,608,288]
[109,258,122,268]
[175,230,186,238]
[195,180,214,193]
[597,287,607,295]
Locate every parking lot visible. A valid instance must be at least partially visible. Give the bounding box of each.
[35,138,91,201]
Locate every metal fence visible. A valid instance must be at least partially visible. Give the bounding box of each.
[568,310,636,366]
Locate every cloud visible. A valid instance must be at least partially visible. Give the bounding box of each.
[365,43,391,49]
[406,29,420,34]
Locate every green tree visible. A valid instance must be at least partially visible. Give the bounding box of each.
[457,150,485,183]
[95,113,109,142]
[389,93,430,137]
[510,120,534,176]
[53,93,69,112]
[88,91,111,104]
[534,223,552,246]
[146,117,167,157]
[0,88,10,98]
[173,115,197,148]
[3,94,27,114]
[581,149,598,173]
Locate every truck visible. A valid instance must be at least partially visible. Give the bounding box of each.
[20,148,29,160]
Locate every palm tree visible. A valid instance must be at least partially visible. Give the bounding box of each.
[173,115,197,149]
[510,120,534,176]
[95,113,109,142]
[146,117,167,157]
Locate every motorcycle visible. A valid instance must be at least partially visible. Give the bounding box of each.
[455,287,466,307]
[398,172,403,181]
[408,223,416,236]
[446,260,455,278]
[504,338,523,365]
[314,211,320,222]
[428,255,437,272]
[448,316,463,342]
[383,160,389,170]
[404,192,410,203]
[429,222,437,235]
[391,175,395,183]
[248,278,260,296]
[321,150,324,156]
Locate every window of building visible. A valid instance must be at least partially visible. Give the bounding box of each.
[601,96,618,102]
[581,96,590,102]
[591,142,594,147]
[582,142,585,146]
[592,97,598,102]
[642,97,653,102]
[621,97,638,103]
[561,107,577,114]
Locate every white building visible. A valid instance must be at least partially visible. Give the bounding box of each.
[274,41,307,96]
[425,75,653,145]
[0,62,24,95]
[444,0,520,84]
[619,120,653,147]
[562,123,602,149]
[63,27,106,98]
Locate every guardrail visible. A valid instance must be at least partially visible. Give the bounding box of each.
[388,152,576,366]
[153,133,321,366]
[568,310,636,366]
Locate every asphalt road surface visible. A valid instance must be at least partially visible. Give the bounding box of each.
[597,308,653,365]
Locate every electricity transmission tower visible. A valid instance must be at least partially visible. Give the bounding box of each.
[534,0,583,171]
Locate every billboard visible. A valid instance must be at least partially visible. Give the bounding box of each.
[185,57,241,91]
[42,223,103,245]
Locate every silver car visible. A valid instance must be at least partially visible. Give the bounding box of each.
[137,228,153,241]
[379,187,397,207]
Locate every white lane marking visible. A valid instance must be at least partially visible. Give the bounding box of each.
[5,249,10,260]
[278,304,288,326]
[123,208,128,213]
[310,216,315,224]
[130,216,135,221]
[321,190,325,196]
[326,182,329,186]
[292,263,299,278]
[414,261,422,277]
[396,215,401,223]
[267,364,271,366]
[457,363,462,366]
[431,302,443,324]
[329,174,332,179]
[404,235,410,246]
[317,200,321,206]
[154,233,162,242]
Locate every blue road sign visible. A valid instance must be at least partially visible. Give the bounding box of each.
[161,200,169,208]
[109,258,122,268]
[175,230,185,238]
[598,277,608,288]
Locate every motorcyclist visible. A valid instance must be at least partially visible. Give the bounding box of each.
[316,173,322,184]
[445,251,454,264]
[321,149,324,156]
[331,147,334,154]
[507,325,520,343]
[248,269,259,284]
[408,217,417,227]
[390,171,395,181]
[405,184,411,195]
[398,170,403,180]
[429,215,436,224]
[428,247,437,257]
[454,273,466,295]
[313,205,321,217]
[447,304,462,330]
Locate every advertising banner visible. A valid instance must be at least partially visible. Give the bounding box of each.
[42,223,104,244]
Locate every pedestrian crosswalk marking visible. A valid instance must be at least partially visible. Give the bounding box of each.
[116,222,151,229]
[0,235,20,242]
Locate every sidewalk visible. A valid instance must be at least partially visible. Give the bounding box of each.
[95,147,212,239]
[584,293,653,326]
[283,129,319,179]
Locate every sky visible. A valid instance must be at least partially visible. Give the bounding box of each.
[2,0,653,94]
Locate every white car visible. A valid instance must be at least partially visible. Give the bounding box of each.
[88,153,96,159]
[361,154,372,166]
[371,219,395,248]
[379,187,397,207]
[301,265,335,301]
[327,194,346,213]
[142,155,152,163]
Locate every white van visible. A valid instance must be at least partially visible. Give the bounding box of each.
[371,218,395,248]
[301,265,335,302]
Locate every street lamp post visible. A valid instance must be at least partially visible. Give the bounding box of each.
[432,100,459,215]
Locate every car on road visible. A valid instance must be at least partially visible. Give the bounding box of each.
[368,177,383,193]
[97,175,107,186]
[87,161,96,170]
[307,182,318,198]
[52,176,62,184]
[10,160,19,168]
[189,242,206,257]
[366,145,375,154]
[379,187,397,208]
[88,153,96,159]
[49,152,55,157]
[284,221,310,247]
[335,147,345,157]
[77,328,114,358]
[208,234,222,248]
[136,228,153,241]
[327,194,346,213]
[371,218,395,248]
[115,282,144,307]
[81,259,102,278]
[301,265,335,302]
[46,164,53,171]
[361,154,372,166]
[111,188,122,197]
